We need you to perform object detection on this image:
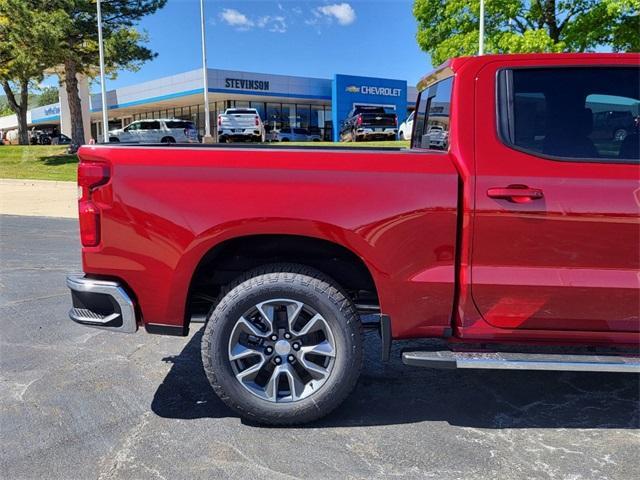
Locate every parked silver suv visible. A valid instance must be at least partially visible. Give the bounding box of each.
[109,119,199,144]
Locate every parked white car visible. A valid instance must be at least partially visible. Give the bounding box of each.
[4,129,20,145]
[426,125,449,149]
[398,111,414,141]
[109,119,199,144]
[217,108,265,143]
[272,127,322,142]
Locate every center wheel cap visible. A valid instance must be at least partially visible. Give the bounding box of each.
[274,339,292,356]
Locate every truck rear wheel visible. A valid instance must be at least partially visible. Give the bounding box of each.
[201,264,363,425]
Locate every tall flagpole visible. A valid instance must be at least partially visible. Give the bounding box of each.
[200,0,212,142]
[479,0,485,55]
[97,0,109,143]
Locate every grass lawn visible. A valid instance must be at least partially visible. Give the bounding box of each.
[0,145,77,182]
[0,140,409,182]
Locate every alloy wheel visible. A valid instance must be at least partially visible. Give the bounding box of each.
[227,299,336,403]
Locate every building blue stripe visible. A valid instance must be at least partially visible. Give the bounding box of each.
[209,88,331,101]
[90,88,204,112]
[32,115,60,124]
[91,88,331,112]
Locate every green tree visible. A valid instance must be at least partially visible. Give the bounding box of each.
[0,1,57,144]
[414,0,640,66]
[0,96,12,116]
[49,1,167,144]
[37,86,60,107]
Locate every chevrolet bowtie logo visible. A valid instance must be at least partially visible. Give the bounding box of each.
[345,85,360,93]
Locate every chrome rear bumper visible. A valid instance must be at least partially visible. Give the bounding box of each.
[66,275,138,333]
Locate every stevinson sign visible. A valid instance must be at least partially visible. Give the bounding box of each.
[345,85,402,97]
[225,78,270,91]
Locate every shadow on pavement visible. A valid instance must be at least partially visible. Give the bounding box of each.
[151,328,640,429]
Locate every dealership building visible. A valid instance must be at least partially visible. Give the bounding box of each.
[0,68,418,142]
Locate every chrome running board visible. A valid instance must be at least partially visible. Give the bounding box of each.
[402,350,640,373]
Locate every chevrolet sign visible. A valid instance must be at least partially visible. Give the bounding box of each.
[361,86,402,97]
[345,85,402,97]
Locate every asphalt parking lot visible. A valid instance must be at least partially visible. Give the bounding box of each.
[1,214,639,480]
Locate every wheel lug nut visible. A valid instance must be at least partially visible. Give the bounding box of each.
[284,332,292,339]
[274,356,282,364]
[265,346,273,354]
[270,334,278,341]
[287,355,295,362]
[292,343,300,351]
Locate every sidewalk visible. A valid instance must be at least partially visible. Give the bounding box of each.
[0,179,77,218]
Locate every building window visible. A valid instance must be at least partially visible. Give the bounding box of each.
[266,103,282,132]
[281,104,295,128]
[296,104,310,129]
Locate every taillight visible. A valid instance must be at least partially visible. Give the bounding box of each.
[77,160,110,247]
[217,115,222,126]
[356,115,362,126]
[255,116,259,126]
[394,115,398,126]
[79,201,100,247]
[78,162,110,198]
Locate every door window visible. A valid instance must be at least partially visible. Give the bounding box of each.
[165,120,194,129]
[141,121,161,130]
[498,67,640,162]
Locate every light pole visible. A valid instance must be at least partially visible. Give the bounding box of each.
[199,0,213,143]
[97,0,109,143]
[479,0,485,55]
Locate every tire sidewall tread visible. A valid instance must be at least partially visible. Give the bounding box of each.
[201,263,363,425]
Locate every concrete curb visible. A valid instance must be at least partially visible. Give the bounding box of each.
[0,178,76,187]
[0,178,77,218]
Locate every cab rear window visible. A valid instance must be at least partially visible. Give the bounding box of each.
[411,77,452,150]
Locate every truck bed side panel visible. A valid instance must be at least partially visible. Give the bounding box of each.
[80,146,459,339]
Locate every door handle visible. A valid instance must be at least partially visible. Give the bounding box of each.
[487,185,544,203]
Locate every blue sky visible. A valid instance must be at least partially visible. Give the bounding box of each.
[47,0,434,93]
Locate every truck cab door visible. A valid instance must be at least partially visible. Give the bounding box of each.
[472,61,639,335]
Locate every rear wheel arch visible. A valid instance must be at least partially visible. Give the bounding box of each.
[185,234,381,330]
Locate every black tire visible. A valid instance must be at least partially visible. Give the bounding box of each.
[399,131,405,141]
[201,264,363,425]
[160,136,176,144]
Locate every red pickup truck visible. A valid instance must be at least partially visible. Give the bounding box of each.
[67,54,640,425]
